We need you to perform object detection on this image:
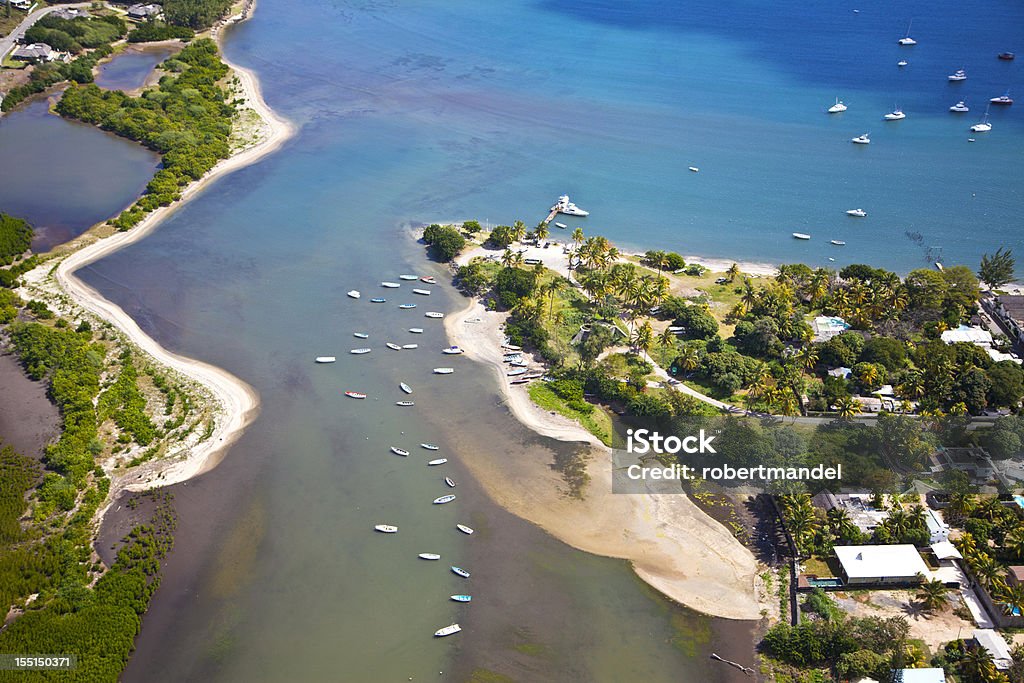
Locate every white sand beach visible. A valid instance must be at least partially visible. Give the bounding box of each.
[18,1,294,510]
[444,247,768,620]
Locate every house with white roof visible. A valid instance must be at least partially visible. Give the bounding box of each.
[973,629,1012,669]
[834,544,929,586]
[893,669,946,683]
[925,508,950,543]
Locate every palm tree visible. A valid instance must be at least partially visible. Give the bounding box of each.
[975,555,1004,587]
[632,321,654,358]
[796,345,819,372]
[535,221,549,243]
[835,395,860,420]
[959,646,999,683]
[725,263,741,283]
[676,345,700,374]
[658,326,677,351]
[1005,526,1024,560]
[542,279,563,320]
[999,582,1024,617]
[511,220,527,243]
[501,248,516,268]
[572,227,585,249]
[917,577,947,613]
[739,278,758,315]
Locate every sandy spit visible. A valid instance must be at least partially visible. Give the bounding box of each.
[442,248,767,620]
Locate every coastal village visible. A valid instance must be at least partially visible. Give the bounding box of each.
[423,200,1024,683]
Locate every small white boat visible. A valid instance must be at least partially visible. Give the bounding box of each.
[434,367,454,374]
[442,346,463,355]
[851,133,870,144]
[370,297,386,303]
[846,209,867,217]
[399,274,419,281]
[409,328,424,334]
[428,458,448,466]
[898,21,916,45]
[412,288,431,296]
[897,60,908,67]
[792,233,811,240]
[421,443,439,450]
[396,401,415,406]
[450,595,472,602]
[827,98,847,113]
[831,240,847,246]
[433,494,456,504]
[554,222,568,229]
[402,343,418,350]
[456,524,474,535]
[353,332,369,339]
[386,342,401,350]
[419,553,441,560]
[347,290,361,299]
[399,303,417,309]
[434,624,461,637]
[884,108,906,120]
[948,69,967,82]
[400,382,412,394]
[345,391,366,399]
[424,312,444,319]
[971,113,992,132]
[451,566,470,578]
[315,356,337,363]
[391,446,410,456]
[351,348,372,354]
[502,343,521,351]
[374,524,398,533]
[688,166,699,172]
[381,281,401,288]
[445,477,456,488]
[420,276,437,284]
[950,101,969,112]
[507,368,528,376]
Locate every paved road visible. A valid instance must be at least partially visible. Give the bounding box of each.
[0,2,91,62]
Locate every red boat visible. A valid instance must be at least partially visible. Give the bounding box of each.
[345,391,367,399]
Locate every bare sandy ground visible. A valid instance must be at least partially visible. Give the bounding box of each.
[18,2,294,513]
[444,274,767,620]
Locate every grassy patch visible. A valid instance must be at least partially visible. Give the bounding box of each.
[528,382,613,446]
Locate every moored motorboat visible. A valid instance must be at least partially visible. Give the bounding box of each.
[381,281,400,288]
[396,401,415,406]
[456,524,474,535]
[374,524,397,533]
[846,209,866,217]
[315,356,337,363]
[507,367,528,376]
[420,276,437,284]
[434,367,454,374]
[412,288,431,295]
[402,343,418,349]
[897,60,908,67]
[428,458,448,465]
[553,194,589,216]
[370,297,386,303]
[433,494,456,504]
[442,346,463,355]
[998,52,1015,61]
[688,166,699,172]
[445,477,456,488]
[351,348,372,354]
[421,443,439,450]
[450,595,472,602]
[345,391,366,399]
[418,553,441,560]
[434,624,461,637]
[851,133,870,144]
[353,332,369,339]
[451,566,470,578]
[990,91,1013,105]
[884,108,905,120]
[554,222,567,229]
[831,240,847,246]
[399,274,419,281]
[827,98,847,113]
[399,303,417,309]
[391,446,410,456]
[948,69,967,82]
[386,342,401,350]
[949,101,970,112]
[792,233,811,240]
[424,312,444,319]
[409,327,424,333]
[347,290,361,299]
[400,382,412,394]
